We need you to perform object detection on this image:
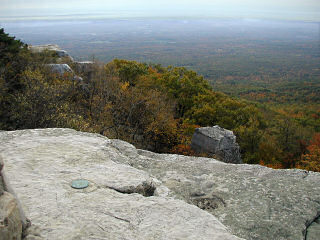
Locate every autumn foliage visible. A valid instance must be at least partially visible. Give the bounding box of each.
[0,29,319,172]
[299,133,320,172]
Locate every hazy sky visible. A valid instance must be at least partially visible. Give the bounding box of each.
[1,0,319,21]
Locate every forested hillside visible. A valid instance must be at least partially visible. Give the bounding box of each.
[0,29,319,172]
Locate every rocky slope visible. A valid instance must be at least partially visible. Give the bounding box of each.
[0,128,319,240]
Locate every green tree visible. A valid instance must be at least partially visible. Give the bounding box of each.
[0,28,30,91]
[113,59,148,86]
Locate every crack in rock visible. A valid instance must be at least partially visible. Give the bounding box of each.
[190,194,226,211]
[102,210,131,224]
[305,212,320,240]
[108,181,156,197]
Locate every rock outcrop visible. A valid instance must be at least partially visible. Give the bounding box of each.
[0,129,242,240]
[29,44,73,60]
[0,129,319,240]
[30,44,94,81]
[47,64,73,75]
[191,125,242,163]
[113,139,320,240]
[46,64,83,81]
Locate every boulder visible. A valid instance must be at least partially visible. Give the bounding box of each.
[191,125,242,163]
[0,129,242,240]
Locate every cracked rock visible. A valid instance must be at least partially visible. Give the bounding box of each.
[306,216,320,240]
[0,129,242,240]
[1,128,319,240]
[115,140,320,240]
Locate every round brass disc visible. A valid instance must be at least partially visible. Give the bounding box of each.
[71,179,89,189]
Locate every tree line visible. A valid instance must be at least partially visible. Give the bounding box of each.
[0,29,319,172]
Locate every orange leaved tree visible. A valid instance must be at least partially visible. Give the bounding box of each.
[299,133,320,172]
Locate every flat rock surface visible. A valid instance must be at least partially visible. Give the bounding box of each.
[0,129,241,240]
[113,139,320,240]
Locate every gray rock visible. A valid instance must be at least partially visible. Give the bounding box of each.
[73,75,83,82]
[1,170,29,232]
[55,50,69,58]
[0,129,242,240]
[0,192,22,240]
[306,217,320,240]
[1,128,319,240]
[1,156,29,235]
[74,61,95,81]
[46,64,83,81]
[0,178,4,196]
[191,125,242,163]
[46,64,73,75]
[29,44,89,81]
[0,157,4,196]
[29,44,73,61]
[74,61,95,74]
[0,156,3,172]
[115,141,320,240]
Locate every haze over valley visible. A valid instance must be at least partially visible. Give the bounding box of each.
[2,18,319,101]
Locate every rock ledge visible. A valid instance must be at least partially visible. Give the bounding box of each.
[0,129,242,240]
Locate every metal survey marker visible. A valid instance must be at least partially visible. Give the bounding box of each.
[71,179,89,189]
